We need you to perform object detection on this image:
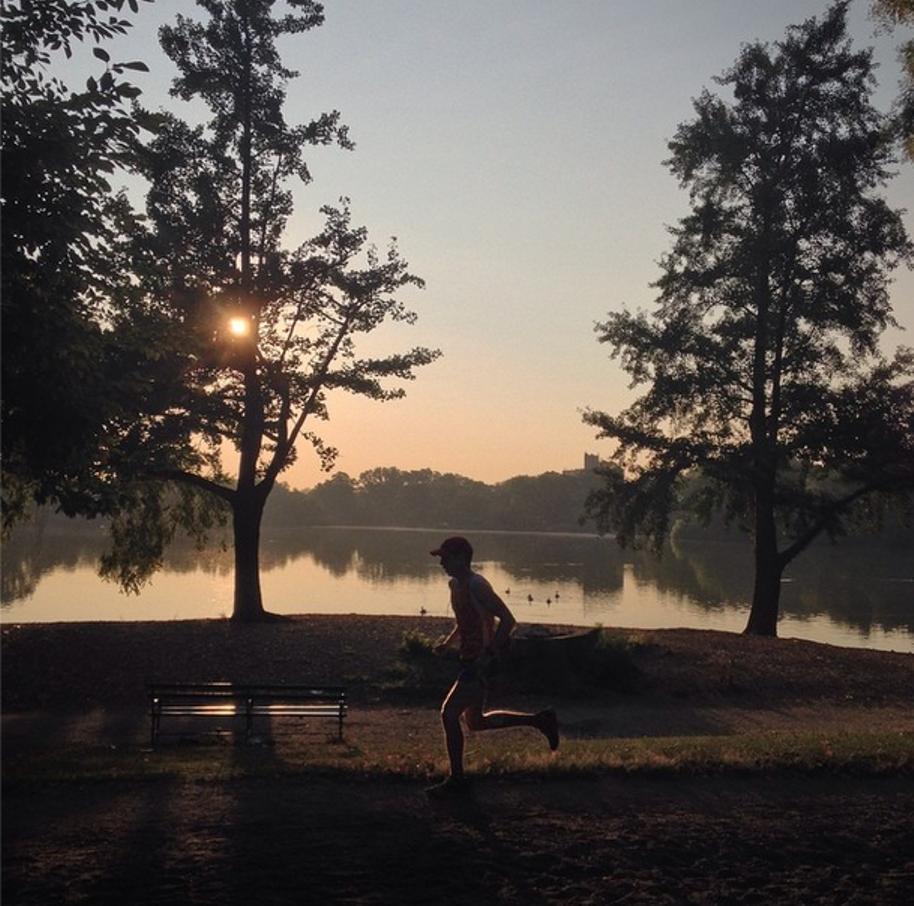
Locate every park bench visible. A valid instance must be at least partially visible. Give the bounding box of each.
[147,682,347,746]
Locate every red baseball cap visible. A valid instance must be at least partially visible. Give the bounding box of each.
[429,536,473,560]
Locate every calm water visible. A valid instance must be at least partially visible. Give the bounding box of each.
[2,525,912,652]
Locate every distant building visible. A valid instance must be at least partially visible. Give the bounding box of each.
[563,452,605,476]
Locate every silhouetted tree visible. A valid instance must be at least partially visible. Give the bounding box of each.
[584,3,914,636]
[872,0,914,158]
[106,1,438,620]
[1,0,153,528]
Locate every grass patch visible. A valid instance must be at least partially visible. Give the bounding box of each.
[6,728,912,787]
[467,729,914,778]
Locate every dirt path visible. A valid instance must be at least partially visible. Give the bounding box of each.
[4,774,913,905]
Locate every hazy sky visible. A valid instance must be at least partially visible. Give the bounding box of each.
[61,0,914,489]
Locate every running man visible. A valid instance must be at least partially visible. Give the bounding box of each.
[426,536,559,797]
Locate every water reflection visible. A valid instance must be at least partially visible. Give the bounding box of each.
[2,524,911,648]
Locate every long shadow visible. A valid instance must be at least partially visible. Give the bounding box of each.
[218,775,541,904]
[3,778,180,906]
[426,791,551,904]
[1,710,86,758]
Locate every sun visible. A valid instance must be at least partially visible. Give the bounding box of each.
[228,316,249,337]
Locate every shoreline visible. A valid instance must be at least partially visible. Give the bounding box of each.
[2,609,912,657]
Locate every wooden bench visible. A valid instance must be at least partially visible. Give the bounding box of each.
[147,682,347,746]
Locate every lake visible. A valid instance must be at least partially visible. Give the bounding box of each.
[2,524,912,652]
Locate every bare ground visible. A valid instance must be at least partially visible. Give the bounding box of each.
[3,616,914,904]
[4,774,913,904]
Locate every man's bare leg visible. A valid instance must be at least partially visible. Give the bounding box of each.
[430,682,561,796]
[467,706,560,750]
[439,678,485,781]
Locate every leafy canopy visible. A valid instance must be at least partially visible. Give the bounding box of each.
[1,0,154,529]
[585,2,914,560]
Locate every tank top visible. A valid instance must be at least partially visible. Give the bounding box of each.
[450,573,495,661]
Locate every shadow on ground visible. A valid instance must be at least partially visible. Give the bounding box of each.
[4,773,914,905]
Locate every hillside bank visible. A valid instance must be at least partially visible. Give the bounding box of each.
[3,614,914,713]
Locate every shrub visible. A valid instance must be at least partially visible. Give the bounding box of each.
[583,632,642,692]
[388,627,642,698]
[505,629,641,695]
[387,630,456,696]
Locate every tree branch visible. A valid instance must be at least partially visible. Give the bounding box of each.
[261,313,353,488]
[778,481,882,567]
[255,152,284,286]
[144,468,236,504]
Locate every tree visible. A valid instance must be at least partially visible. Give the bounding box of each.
[105,0,439,620]
[871,0,914,158]
[584,2,914,636]
[1,0,153,529]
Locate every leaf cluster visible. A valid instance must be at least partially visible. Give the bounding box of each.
[871,0,914,158]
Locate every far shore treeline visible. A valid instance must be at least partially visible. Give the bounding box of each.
[266,468,603,533]
[20,465,914,547]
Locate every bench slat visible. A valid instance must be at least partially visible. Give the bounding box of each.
[147,681,347,745]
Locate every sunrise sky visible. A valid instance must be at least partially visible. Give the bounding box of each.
[63,0,914,488]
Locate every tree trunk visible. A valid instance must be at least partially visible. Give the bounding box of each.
[744,547,782,635]
[744,483,782,636]
[231,490,266,622]
[229,11,268,626]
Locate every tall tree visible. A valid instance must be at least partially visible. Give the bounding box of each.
[1,0,152,528]
[584,2,914,636]
[105,0,438,620]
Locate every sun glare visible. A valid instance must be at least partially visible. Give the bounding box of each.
[228,317,249,337]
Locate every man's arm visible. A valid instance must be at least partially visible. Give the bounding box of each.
[434,625,460,654]
[472,579,516,653]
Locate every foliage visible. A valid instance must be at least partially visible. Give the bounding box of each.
[397,628,439,660]
[584,3,914,634]
[99,483,231,593]
[0,0,154,529]
[872,0,914,158]
[268,466,605,532]
[585,631,643,691]
[387,630,457,694]
[389,628,641,698]
[506,629,641,695]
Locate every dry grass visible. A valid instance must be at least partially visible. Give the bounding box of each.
[4,615,913,785]
[5,717,913,786]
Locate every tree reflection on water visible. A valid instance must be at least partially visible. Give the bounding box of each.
[2,523,911,639]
